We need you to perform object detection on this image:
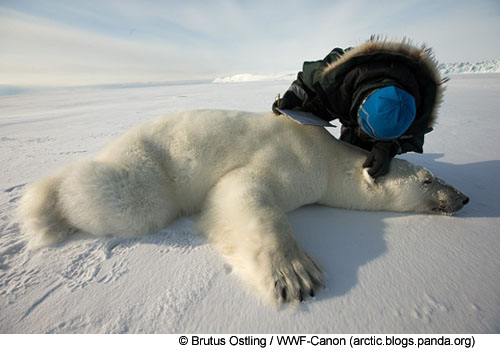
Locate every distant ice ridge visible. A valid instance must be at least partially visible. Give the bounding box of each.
[213,60,500,83]
[439,59,500,75]
[213,71,296,83]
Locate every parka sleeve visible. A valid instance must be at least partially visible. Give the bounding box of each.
[300,48,345,90]
[272,48,346,116]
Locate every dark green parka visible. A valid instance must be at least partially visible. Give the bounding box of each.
[274,38,446,155]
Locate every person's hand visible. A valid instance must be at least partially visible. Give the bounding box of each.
[362,143,394,178]
[272,90,303,115]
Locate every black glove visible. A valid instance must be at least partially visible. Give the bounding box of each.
[272,89,303,115]
[363,142,397,178]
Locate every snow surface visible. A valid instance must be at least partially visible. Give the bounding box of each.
[1,74,499,334]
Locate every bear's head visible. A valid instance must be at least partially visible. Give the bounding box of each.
[364,159,469,215]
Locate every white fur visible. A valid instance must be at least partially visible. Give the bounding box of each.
[17,110,468,304]
[363,168,376,186]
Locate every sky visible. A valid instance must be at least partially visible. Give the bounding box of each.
[1,0,499,87]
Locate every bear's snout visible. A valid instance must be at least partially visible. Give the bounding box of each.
[433,187,469,216]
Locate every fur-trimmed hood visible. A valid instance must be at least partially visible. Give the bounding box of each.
[323,37,446,127]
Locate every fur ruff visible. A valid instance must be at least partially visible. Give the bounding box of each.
[323,36,446,127]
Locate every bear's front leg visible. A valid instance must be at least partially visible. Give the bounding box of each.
[197,170,323,304]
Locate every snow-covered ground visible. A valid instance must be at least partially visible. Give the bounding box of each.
[0,74,499,333]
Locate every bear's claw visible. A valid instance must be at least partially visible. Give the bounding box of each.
[270,250,323,303]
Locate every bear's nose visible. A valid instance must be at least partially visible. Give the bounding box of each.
[462,196,470,205]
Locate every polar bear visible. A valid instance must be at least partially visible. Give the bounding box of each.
[18,110,469,303]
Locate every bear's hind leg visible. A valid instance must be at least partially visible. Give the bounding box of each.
[58,159,179,237]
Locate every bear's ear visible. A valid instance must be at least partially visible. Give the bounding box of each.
[416,168,435,184]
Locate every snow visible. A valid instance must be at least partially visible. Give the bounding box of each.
[1,74,499,333]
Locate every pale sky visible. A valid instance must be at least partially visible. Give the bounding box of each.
[1,0,499,87]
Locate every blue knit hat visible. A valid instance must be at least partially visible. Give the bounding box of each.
[358,86,416,141]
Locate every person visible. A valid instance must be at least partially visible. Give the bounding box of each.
[272,36,446,177]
